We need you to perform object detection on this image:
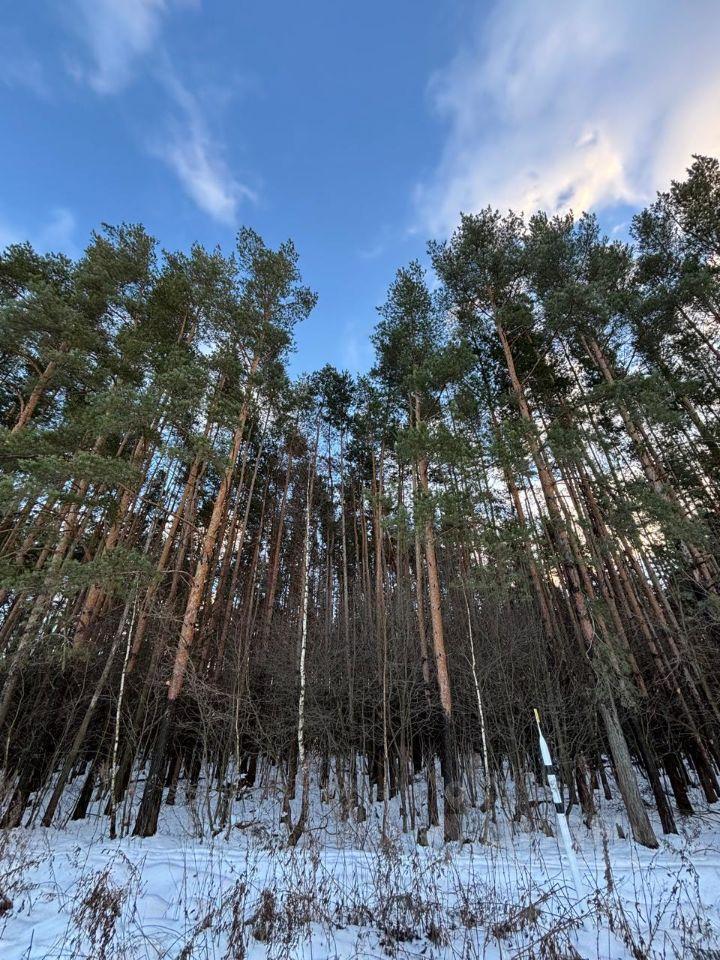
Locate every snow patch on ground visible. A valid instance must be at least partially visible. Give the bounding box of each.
[1,768,719,958]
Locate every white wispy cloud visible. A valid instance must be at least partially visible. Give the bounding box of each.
[417,0,720,235]
[0,208,78,255]
[160,126,252,226]
[37,208,78,251]
[66,0,252,224]
[150,66,256,225]
[340,318,374,373]
[0,29,49,97]
[70,0,184,94]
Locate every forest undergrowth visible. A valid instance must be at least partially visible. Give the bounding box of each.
[2,759,720,959]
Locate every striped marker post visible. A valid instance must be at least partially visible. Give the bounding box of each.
[534,708,584,901]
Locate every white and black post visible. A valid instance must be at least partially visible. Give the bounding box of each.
[534,708,584,901]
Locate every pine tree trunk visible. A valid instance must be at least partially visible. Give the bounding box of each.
[416,394,461,841]
[11,352,62,433]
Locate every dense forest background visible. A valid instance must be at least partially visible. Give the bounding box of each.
[1,155,719,850]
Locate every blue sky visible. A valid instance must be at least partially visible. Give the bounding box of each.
[2,1,720,375]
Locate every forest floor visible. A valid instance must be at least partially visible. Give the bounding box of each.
[1,766,719,959]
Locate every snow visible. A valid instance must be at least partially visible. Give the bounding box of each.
[1,765,719,958]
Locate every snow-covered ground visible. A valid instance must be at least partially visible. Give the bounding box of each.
[1,766,719,958]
